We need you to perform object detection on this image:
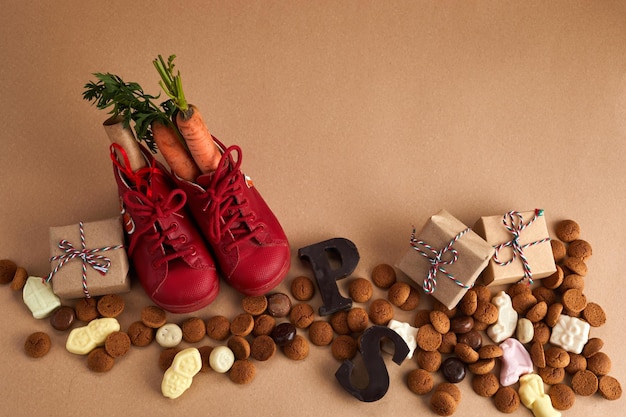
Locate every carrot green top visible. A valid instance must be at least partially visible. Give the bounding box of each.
[153,54,191,118]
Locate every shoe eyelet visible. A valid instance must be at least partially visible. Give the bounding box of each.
[190,247,197,256]
[179,234,187,243]
[171,223,179,231]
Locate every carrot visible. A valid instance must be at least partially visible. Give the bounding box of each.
[151,120,201,181]
[154,55,221,174]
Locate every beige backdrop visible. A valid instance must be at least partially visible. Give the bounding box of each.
[1,1,625,416]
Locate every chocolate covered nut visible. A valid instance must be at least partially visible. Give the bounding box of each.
[582,337,604,358]
[587,352,611,376]
[459,289,478,316]
[241,295,268,316]
[290,276,315,301]
[330,310,351,335]
[407,368,434,395]
[369,298,394,325]
[271,322,296,346]
[538,366,565,385]
[74,297,99,322]
[252,314,276,337]
[0,259,17,284]
[555,219,580,242]
[430,390,457,416]
[105,331,130,357]
[308,320,334,346]
[10,266,28,291]
[156,323,183,348]
[563,257,587,276]
[24,331,51,358]
[230,313,254,337]
[228,335,251,360]
[290,303,315,329]
[331,334,357,361]
[548,384,576,410]
[96,294,124,318]
[229,359,256,384]
[567,239,592,260]
[267,293,292,317]
[50,305,76,331]
[417,324,442,352]
[582,302,606,327]
[457,330,482,351]
[441,357,466,383]
[565,353,587,374]
[197,345,213,373]
[572,370,598,396]
[416,350,442,372]
[283,334,309,360]
[472,373,500,397]
[550,240,567,263]
[205,315,231,341]
[371,263,396,289]
[455,343,479,364]
[450,316,474,334]
[182,317,206,343]
[127,321,154,347]
[545,346,570,368]
[346,307,369,333]
[468,358,495,375]
[209,346,235,373]
[87,347,115,372]
[159,348,181,372]
[494,386,520,413]
[141,306,167,328]
[399,285,421,311]
[387,282,411,307]
[430,310,451,334]
[250,335,276,361]
[598,375,622,400]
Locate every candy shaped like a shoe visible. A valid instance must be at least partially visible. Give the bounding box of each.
[175,137,290,296]
[111,144,219,313]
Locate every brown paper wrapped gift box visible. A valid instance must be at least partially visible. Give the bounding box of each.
[48,217,130,299]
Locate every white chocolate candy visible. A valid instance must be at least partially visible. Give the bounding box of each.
[66,317,120,355]
[549,314,590,354]
[519,373,561,417]
[382,319,418,359]
[161,347,202,399]
[209,345,235,373]
[516,318,534,344]
[156,323,183,348]
[487,291,518,343]
[22,276,61,319]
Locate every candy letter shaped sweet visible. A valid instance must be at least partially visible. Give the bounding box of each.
[298,238,358,316]
[66,317,120,355]
[209,345,235,373]
[382,319,418,359]
[487,291,518,343]
[161,347,202,399]
[499,337,534,386]
[549,314,590,354]
[335,325,409,402]
[519,373,561,417]
[156,323,183,348]
[23,276,61,319]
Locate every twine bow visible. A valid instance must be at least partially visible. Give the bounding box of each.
[492,209,550,285]
[46,221,123,298]
[410,227,472,294]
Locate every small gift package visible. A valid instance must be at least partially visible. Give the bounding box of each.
[473,209,556,286]
[397,210,495,310]
[47,217,130,299]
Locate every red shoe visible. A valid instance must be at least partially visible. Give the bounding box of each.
[174,137,290,296]
[111,143,219,313]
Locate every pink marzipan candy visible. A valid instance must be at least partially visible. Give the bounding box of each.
[499,337,534,386]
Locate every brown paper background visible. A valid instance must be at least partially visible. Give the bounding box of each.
[1,1,625,416]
